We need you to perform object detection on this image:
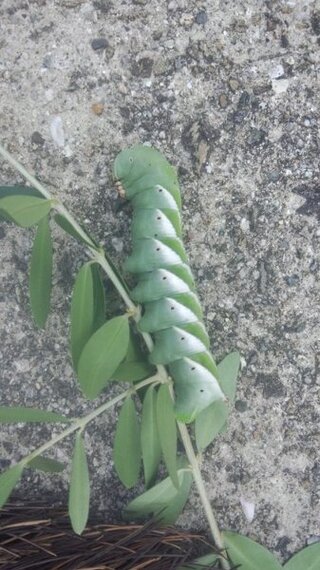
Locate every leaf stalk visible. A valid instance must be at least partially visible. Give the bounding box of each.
[20,374,159,468]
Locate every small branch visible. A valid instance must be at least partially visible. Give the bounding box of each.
[178,422,230,570]
[21,374,159,467]
[0,144,52,200]
[0,142,229,569]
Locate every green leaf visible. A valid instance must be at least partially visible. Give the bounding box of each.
[177,552,220,569]
[156,384,179,488]
[284,543,320,570]
[194,352,240,449]
[113,397,141,488]
[112,361,153,383]
[68,432,90,535]
[29,216,53,328]
[0,186,43,199]
[0,195,52,227]
[78,315,130,399]
[124,461,192,525]
[141,386,162,487]
[0,407,69,423]
[0,464,24,507]
[124,473,178,518]
[223,531,282,570]
[160,465,192,524]
[71,263,95,370]
[124,330,146,362]
[55,213,98,249]
[112,330,154,382]
[195,400,228,452]
[91,264,106,331]
[0,187,43,221]
[28,456,65,473]
[218,352,240,401]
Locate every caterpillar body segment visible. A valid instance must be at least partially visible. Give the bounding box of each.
[114,145,225,423]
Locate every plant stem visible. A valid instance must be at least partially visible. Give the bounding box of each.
[0,143,230,569]
[178,422,230,569]
[21,375,159,467]
[0,144,52,200]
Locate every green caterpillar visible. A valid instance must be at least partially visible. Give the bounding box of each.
[114,145,225,423]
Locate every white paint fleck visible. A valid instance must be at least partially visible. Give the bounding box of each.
[45,88,54,101]
[112,237,124,253]
[50,116,65,147]
[272,79,289,94]
[240,496,255,522]
[269,64,284,79]
[64,144,73,158]
[240,218,250,233]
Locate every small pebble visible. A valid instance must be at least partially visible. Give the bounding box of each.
[247,128,267,146]
[180,13,193,28]
[195,10,208,25]
[219,94,229,108]
[91,102,104,115]
[91,38,109,51]
[284,274,299,286]
[31,131,45,146]
[235,400,248,412]
[229,78,240,92]
[268,170,281,182]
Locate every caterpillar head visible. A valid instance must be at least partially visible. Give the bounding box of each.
[114,144,181,206]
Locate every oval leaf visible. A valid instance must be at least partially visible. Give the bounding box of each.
[195,400,228,452]
[124,331,146,362]
[0,185,43,201]
[78,315,130,399]
[0,407,69,423]
[141,385,162,487]
[112,361,153,383]
[0,195,52,227]
[28,456,65,473]
[0,465,24,508]
[159,465,193,525]
[71,263,95,370]
[0,187,43,222]
[218,352,240,401]
[223,531,282,570]
[124,473,178,519]
[68,432,90,535]
[113,397,141,488]
[29,216,53,328]
[284,543,320,570]
[124,460,192,525]
[156,384,179,488]
[112,330,154,382]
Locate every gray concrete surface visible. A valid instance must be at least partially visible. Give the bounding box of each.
[0,0,319,563]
